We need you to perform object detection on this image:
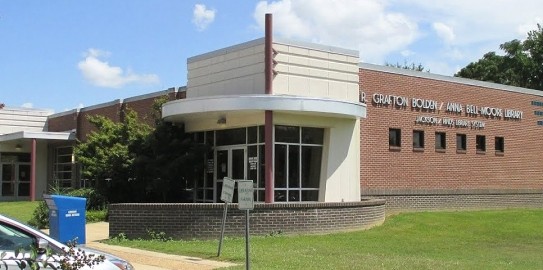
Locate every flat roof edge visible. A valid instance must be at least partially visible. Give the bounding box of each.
[79,99,122,113]
[0,131,75,142]
[123,88,179,103]
[48,108,79,119]
[188,37,359,64]
[274,37,359,57]
[359,62,543,97]
[188,38,266,64]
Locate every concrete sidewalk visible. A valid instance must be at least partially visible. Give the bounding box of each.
[84,222,236,270]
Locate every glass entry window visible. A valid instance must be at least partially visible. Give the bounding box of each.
[194,127,264,203]
[0,153,31,198]
[215,147,246,203]
[192,125,323,203]
[274,126,324,202]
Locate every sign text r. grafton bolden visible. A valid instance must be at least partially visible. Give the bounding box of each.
[371,93,523,120]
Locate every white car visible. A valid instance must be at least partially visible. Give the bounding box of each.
[0,214,133,270]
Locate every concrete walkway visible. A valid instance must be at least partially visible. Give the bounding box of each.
[59,222,236,270]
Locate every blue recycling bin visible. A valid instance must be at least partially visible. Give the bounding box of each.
[44,194,86,244]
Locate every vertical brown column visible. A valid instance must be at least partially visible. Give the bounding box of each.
[264,13,274,203]
[30,139,36,201]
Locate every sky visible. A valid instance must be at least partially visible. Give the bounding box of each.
[1,0,542,113]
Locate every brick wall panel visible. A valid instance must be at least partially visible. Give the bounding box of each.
[360,68,543,193]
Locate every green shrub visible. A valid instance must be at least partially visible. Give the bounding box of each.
[86,209,108,223]
[28,187,108,229]
[28,201,49,229]
[28,202,108,229]
[65,188,107,211]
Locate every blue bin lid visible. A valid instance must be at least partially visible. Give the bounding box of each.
[50,195,87,209]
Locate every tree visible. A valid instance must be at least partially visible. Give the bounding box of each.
[456,24,543,90]
[74,110,152,202]
[385,61,429,72]
[74,98,209,203]
[132,97,209,202]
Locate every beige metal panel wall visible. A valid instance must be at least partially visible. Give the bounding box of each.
[273,43,360,102]
[274,113,361,202]
[187,42,266,98]
[0,108,51,134]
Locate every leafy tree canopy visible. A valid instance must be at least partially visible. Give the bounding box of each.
[385,61,429,72]
[455,24,543,90]
[75,98,209,203]
[74,110,152,202]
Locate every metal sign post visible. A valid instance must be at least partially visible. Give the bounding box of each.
[237,180,254,270]
[217,177,235,257]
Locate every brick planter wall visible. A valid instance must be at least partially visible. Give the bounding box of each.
[108,199,385,240]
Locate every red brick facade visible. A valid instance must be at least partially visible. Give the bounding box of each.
[47,110,78,132]
[46,69,543,211]
[47,88,184,142]
[359,66,543,202]
[77,101,122,141]
[123,89,179,127]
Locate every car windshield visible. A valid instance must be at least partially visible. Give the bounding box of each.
[0,223,35,252]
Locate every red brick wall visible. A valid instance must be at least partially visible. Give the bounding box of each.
[123,92,177,127]
[77,103,122,141]
[47,111,78,132]
[359,68,543,193]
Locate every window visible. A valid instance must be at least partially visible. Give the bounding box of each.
[435,132,446,151]
[532,100,543,107]
[274,125,323,202]
[535,111,543,116]
[476,135,486,152]
[413,130,424,149]
[495,137,505,153]
[389,128,401,148]
[456,134,467,152]
[54,146,74,188]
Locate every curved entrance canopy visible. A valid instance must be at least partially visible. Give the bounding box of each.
[162,94,366,123]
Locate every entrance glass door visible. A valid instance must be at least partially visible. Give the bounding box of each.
[1,164,15,196]
[215,147,246,202]
[1,163,30,198]
[18,164,30,197]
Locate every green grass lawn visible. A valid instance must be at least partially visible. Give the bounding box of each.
[105,209,543,269]
[0,201,40,223]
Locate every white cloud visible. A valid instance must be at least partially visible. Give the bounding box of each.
[253,0,543,75]
[253,0,418,64]
[401,50,415,57]
[77,49,159,88]
[432,22,455,43]
[517,17,543,36]
[192,4,216,31]
[21,103,33,108]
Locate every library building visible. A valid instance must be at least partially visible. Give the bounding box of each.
[2,17,543,214]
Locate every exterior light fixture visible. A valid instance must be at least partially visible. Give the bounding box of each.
[217,116,227,127]
[15,144,22,151]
